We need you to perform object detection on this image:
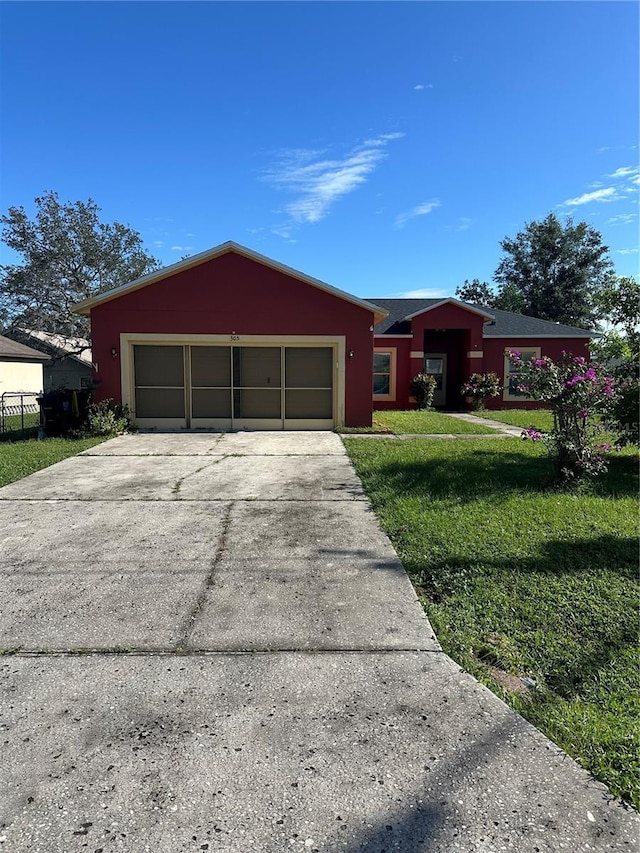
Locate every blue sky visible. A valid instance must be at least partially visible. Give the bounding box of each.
[1,1,638,301]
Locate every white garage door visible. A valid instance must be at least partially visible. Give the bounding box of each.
[132,344,335,430]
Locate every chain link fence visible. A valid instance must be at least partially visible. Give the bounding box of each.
[0,392,41,440]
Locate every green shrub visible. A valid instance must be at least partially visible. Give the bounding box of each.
[83,399,132,436]
[606,361,639,447]
[410,373,437,409]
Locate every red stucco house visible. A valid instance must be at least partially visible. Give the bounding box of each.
[74,242,596,430]
[370,297,594,412]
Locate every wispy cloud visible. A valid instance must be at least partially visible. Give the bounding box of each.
[561,187,620,207]
[395,199,441,228]
[561,163,639,208]
[270,225,297,243]
[263,133,404,224]
[394,287,449,299]
[413,83,433,91]
[616,248,639,255]
[608,213,637,225]
[170,245,193,252]
[455,217,473,232]
[153,240,164,248]
[607,166,639,179]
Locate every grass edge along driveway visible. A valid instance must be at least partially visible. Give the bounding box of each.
[0,436,106,488]
[344,435,639,810]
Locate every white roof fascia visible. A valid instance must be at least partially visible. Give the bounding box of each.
[402,298,495,322]
[485,333,600,339]
[72,241,388,323]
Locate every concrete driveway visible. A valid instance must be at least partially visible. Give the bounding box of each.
[0,432,636,851]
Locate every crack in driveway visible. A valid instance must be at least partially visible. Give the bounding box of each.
[170,455,227,498]
[173,501,235,648]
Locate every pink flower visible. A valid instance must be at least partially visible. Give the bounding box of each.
[521,427,542,441]
[579,409,588,418]
[584,367,596,381]
[572,356,586,366]
[533,358,547,367]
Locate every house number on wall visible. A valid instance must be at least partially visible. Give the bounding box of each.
[230,335,240,341]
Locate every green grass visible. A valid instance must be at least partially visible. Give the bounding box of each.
[474,408,555,431]
[0,411,41,441]
[0,436,106,487]
[372,409,499,434]
[344,436,640,808]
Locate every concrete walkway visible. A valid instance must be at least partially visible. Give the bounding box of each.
[444,411,525,437]
[345,412,525,440]
[0,432,636,851]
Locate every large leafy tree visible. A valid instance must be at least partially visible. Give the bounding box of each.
[455,278,525,314]
[593,275,640,361]
[0,191,159,340]
[455,278,495,306]
[592,275,640,446]
[493,213,615,329]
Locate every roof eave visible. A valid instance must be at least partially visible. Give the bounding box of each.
[402,297,495,322]
[484,332,601,339]
[72,241,389,323]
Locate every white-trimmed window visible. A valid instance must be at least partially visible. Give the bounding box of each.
[373,348,396,401]
[503,347,541,401]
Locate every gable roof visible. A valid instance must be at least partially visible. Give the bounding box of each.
[402,298,495,322]
[371,299,598,338]
[8,329,93,366]
[73,241,388,323]
[0,333,50,362]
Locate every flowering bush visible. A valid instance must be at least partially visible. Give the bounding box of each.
[410,373,437,409]
[460,372,502,410]
[508,350,616,481]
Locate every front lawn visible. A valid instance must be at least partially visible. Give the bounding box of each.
[475,408,554,431]
[0,437,106,487]
[344,436,639,808]
[372,409,499,434]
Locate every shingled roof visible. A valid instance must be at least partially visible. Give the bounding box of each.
[370,299,597,338]
[0,334,50,362]
[8,329,93,366]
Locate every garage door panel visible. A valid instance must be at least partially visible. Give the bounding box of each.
[191,347,231,387]
[192,389,232,419]
[234,347,281,389]
[134,345,184,387]
[285,347,333,388]
[285,389,332,419]
[135,388,185,419]
[234,389,281,419]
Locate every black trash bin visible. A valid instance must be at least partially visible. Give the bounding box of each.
[37,389,92,437]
